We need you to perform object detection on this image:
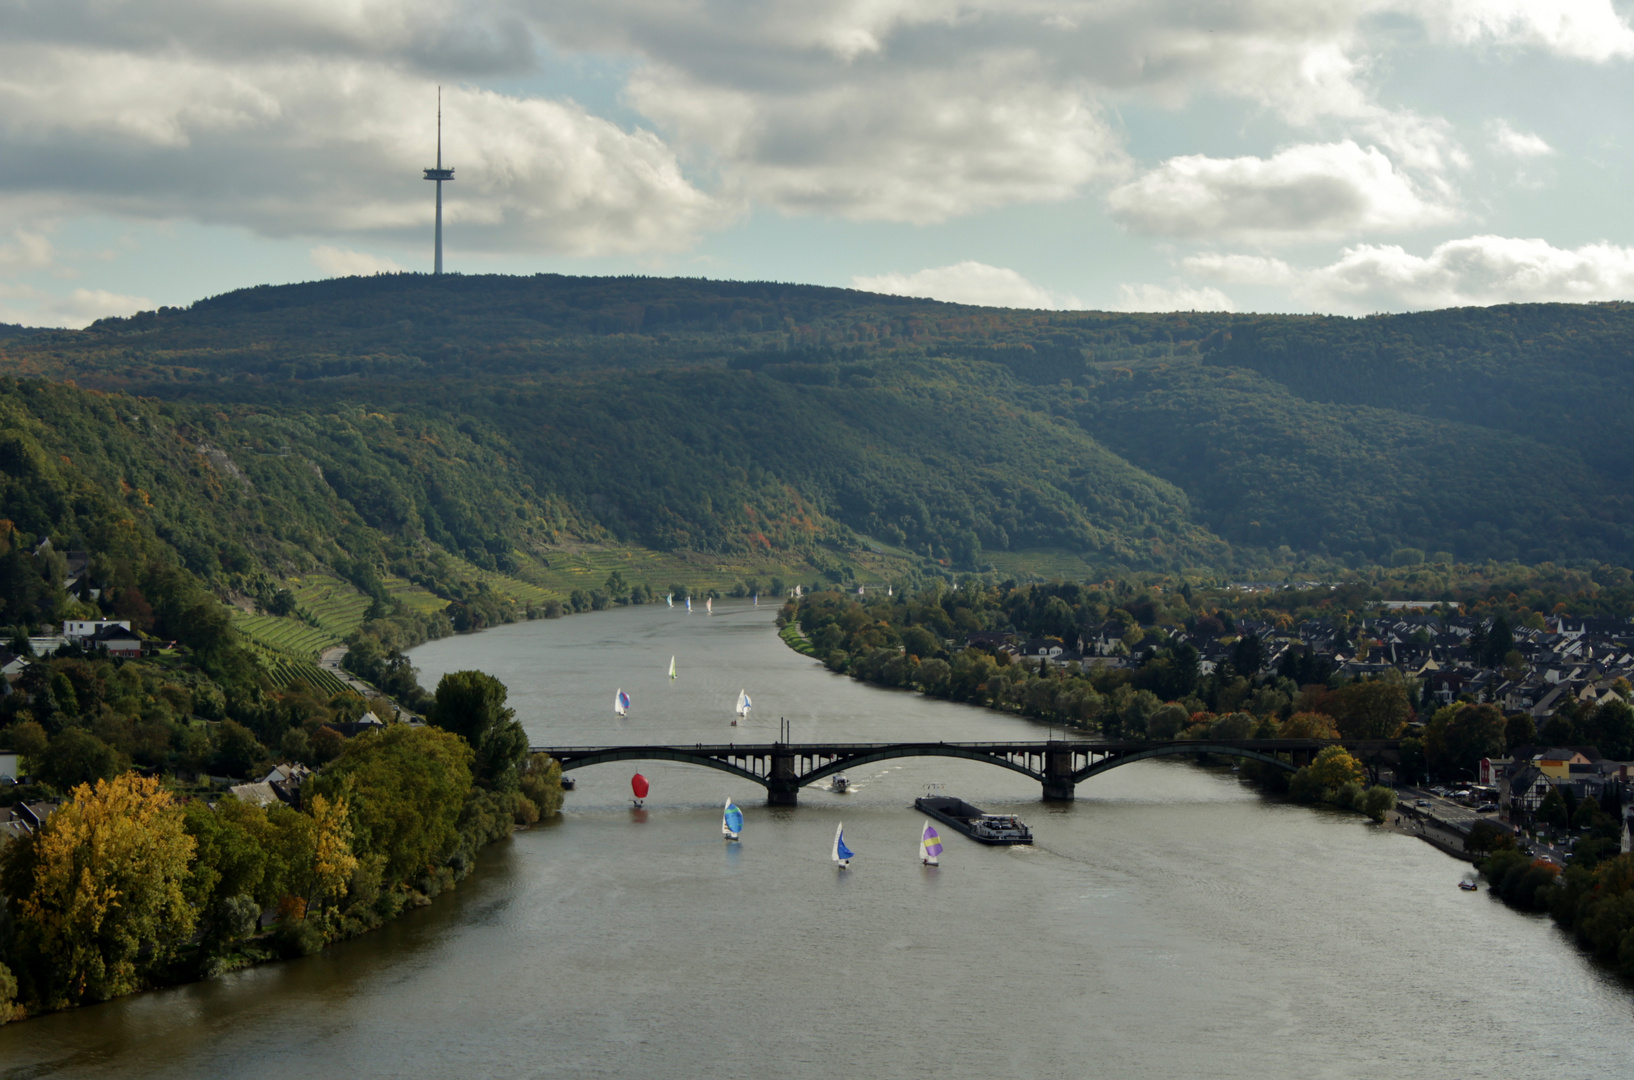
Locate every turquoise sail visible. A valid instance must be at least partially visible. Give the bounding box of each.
[723,799,743,837]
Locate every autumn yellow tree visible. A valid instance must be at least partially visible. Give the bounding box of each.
[1308,746,1368,791]
[8,774,196,1008]
[305,792,358,912]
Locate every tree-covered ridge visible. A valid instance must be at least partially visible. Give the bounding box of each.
[7,274,1634,569]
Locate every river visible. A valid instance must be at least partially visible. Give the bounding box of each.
[3,600,1631,1078]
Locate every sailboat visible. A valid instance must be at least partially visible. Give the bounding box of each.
[666,592,674,608]
[733,689,751,726]
[668,655,677,681]
[686,596,692,612]
[722,798,743,840]
[614,688,630,717]
[706,596,713,615]
[919,822,943,866]
[753,593,758,607]
[631,773,648,808]
[832,822,854,869]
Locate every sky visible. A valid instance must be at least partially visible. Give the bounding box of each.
[5,1,1634,326]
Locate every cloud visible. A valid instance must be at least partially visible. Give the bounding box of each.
[853,261,1082,309]
[1489,119,1554,158]
[0,41,720,256]
[1112,283,1236,312]
[310,246,405,277]
[1302,235,1634,309]
[1180,253,1295,285]
[0,283,152,328]
[1,0,1629,256]
[1421,0,1634,62]
[1108,141,1457,243]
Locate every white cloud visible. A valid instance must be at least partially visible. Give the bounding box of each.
[852,261,1082,309]
[310,246,405,277]
[1489,119,1554,158]
[1302,235,1634,309]
[1420,0,1634,62]
[0,230,58,274]
[1180,252,1295,285]
[0,283,152,328]
[1112,283,1237,312]
[0,43,720,256]
[1108,141,1457,243]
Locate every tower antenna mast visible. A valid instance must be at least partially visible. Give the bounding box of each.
[423,86,455,274]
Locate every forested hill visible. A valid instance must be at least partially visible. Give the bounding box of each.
[5,273,1634,580]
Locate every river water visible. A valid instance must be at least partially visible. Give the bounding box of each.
[4,601,1632,1078]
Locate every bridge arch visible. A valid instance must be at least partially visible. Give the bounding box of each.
[798,745,1043,786]
[1071,743,1297,784]
[555,748,769,788]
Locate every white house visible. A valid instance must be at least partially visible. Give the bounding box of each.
[62,620,131,642]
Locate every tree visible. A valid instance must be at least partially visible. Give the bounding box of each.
[3,775,196,1008]
[1580,700,1634,761]
[211,719,265,777]
[1326,681,1410,739]
[1505,712,1537,753]
[1423,703,1507,779]
[1536,786,1569,828]
[36,729,120,792]
[1308,746,1367,792]
[305,725,472,887]
[1465,819,1515,856]
[1281,711,1340,739]
[1571,795,1603,831]
[1360,785,1397,822]
[518,752,564,820]
[428,670,527,790]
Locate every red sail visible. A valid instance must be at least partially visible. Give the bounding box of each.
[631,773,649,798]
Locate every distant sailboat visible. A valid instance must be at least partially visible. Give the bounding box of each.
[753,593,758,607]
[706,596,713,615]
[722,798,743,840]
[686,596,693,612]
[919,822,943,866]
[614,688,630,717]
[734,689,751,725]
[668,655,677,681]
[832,822,854,869]
[666,593,674,608]
[631,773,648,808]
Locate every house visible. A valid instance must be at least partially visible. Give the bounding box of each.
[261,762,312,806]
[0,750,19,780]
[323,710,388,738]
[1478,757,1512,786]
[227,781,280,808]
[62,619,131,643]
[86,624,143,658]
[1505,767,1554,815]
[1535,747,1594,780]
[0,647,26,678]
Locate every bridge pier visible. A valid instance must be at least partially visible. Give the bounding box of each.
[767,745,799,806]
[1042,743,1076,801]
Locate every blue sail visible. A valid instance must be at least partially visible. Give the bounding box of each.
[723,799,744,835]
[834,824,854,861]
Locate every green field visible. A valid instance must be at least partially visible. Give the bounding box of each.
[231,612,341,660]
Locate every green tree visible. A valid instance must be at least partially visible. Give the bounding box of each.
[1536,786,1569,828]
[305,725,473,887]
[1466,819,1515,856]
[1505,712,1537,752]
[428,670,527,790]
[1326,681,1410,739]
[518,752,564,820]
[1423,703,1507,779]
[1360,785,1397,822]
[36,729,121,792]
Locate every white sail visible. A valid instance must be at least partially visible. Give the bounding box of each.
[735,689,751,718]
[668,655,677,680]
[666,593,673,608]
[832,822,853,866]
[614,688,629,716]
[706,596,713,614]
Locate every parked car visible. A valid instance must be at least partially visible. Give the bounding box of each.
[1476,803,1499,813]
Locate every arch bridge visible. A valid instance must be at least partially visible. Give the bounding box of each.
[531,739,1400,805]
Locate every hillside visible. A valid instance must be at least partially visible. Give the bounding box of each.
[4,274,1634,591]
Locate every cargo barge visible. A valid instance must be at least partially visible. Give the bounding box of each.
[913,796,1033,845]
